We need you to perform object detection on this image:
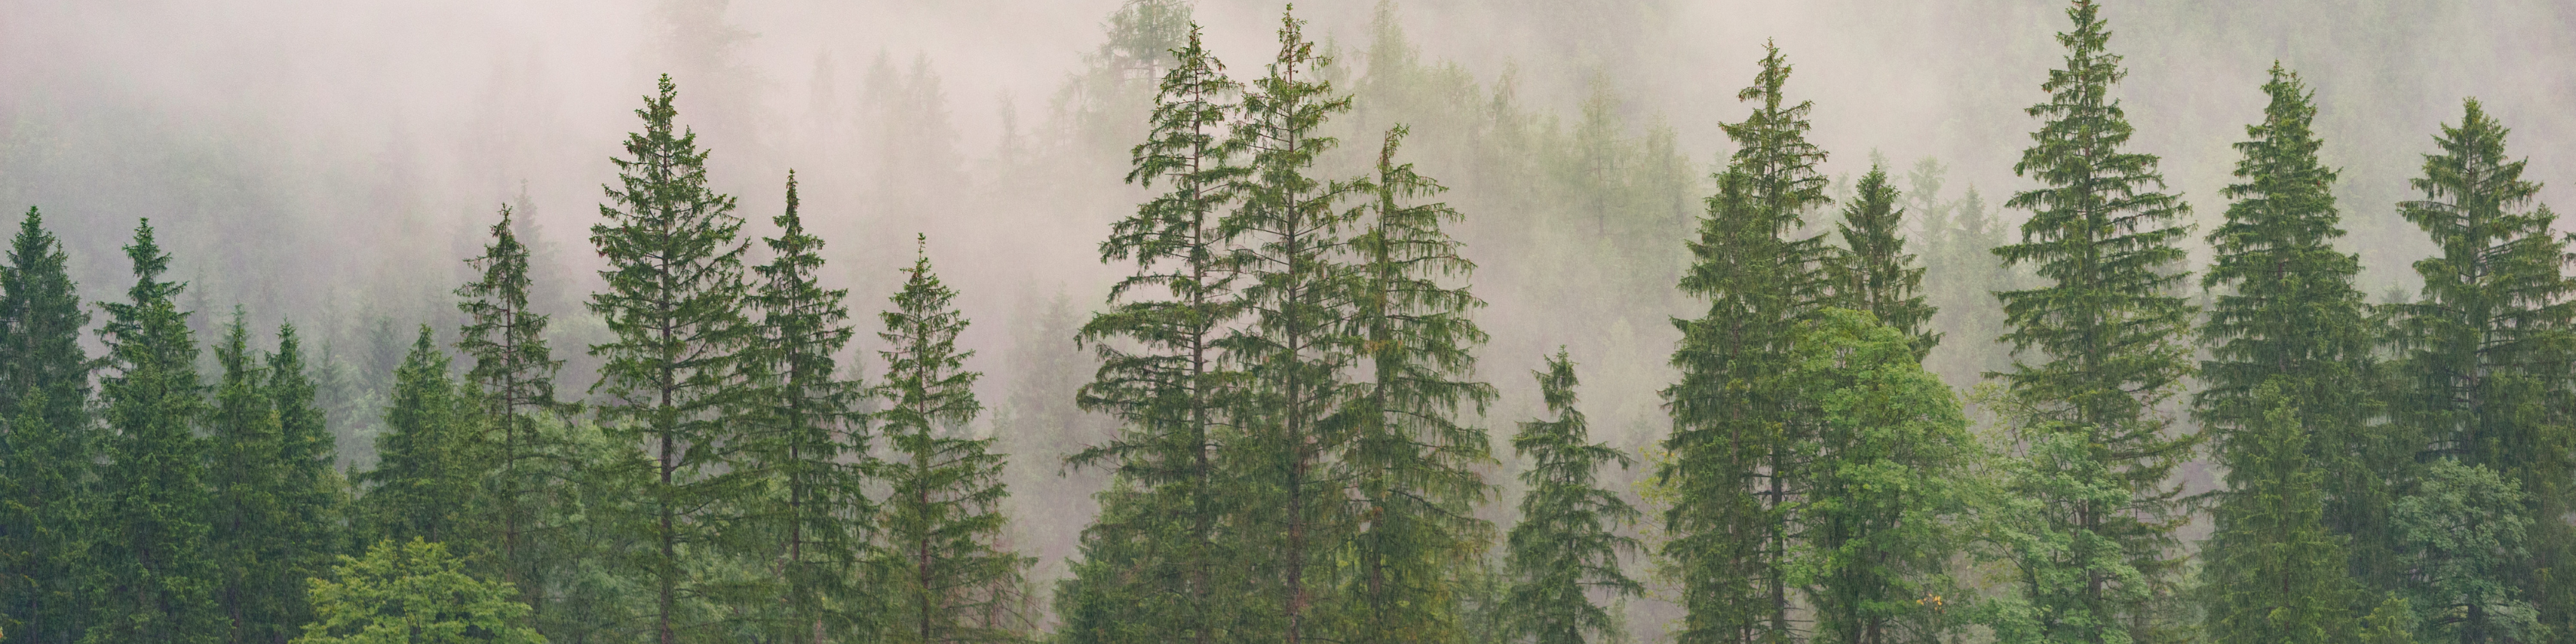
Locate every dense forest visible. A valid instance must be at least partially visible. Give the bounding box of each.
[4,0,2576,642]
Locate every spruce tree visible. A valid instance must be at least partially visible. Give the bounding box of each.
[1661,41,1833,644]
[357,327,483,549]
[873,239,1029,644]
[2194,65,2382,642]
[586,74,755,644]
[87,219,223,643]
[1832,166,1938,353]
[1503,350,1641,644]
[739,172,872,643]
[1983,2,2198,642]
[1219,11,1360,642]
[265,324,347,636]
[2390,98,2576,642]
[208,311,310,644]
[0,207,97,643]
[0,209,90,429]
[455,202,565,604]
[2203,383,2356,644]
[1336,126,1495,644]
[1060,25,1244,644]
[1792,308,1976,644]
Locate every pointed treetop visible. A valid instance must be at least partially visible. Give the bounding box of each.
[780,169,804,234]
[125,219,179,300]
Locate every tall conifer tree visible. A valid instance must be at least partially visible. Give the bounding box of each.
[1832,166,1937,353]
[873,239,1030,644]
[264,324,346,636]
[1060,25,1244,644]
[740,172,872,643]
[87,220,223,643]
[1220,11,1361,642]
[1503,350,1641,644]
[1336,127,1495,644]
[357,327,483,549]
[0,207,97,643]
[207,311,320,644]
[586,74,755,644]
[2203,384,2356,644]
[2194,65,2383,643]
[456,202,565,604]
[1985,2,2199,642]
[2390,98,2576,642]
[1661,41,1833,644]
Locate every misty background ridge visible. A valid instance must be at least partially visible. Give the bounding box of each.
[5,0,2574,638]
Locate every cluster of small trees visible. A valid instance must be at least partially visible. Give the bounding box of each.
[1641,2,2576,643]
[1058,2,2576,644]
[0,75,1034,642]
[5,1,2575,643]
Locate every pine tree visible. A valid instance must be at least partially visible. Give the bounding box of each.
[1055,482,1162,644]
[873,239,1029,644]
[87,219,224,643]
[1333,127,1495,644]
[2193,65,2382,642]
[1219,11,1361,642]
[357,327,484,549]
[1060,25,1244,644]
[1983,2,2199,641]
[455,202,565,606]
[1661,41,1834,644]
[1792,308,1976,644]
[2202,382,2356,644]
[207,310,314,644]
[0,207,97,643]
[1832,166,1938,354]
[266,324,348,637]
[1503,350,1640,644]
[586,74,755,644]
[2390,97,2576,642]
[739,171,872,643]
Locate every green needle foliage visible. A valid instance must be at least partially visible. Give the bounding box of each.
[740,172,873,643]
[1661,40,1833,644]
[456,202,567,604]
[88,219,223,643]
[2202,382,2356,644]
[0,207,97,643]
[210,311,342,644]
[1217,10,1360,643]
[1060,24,1246,644]
[2389,98,2576,642]
[358,328,485,550]
[586,74,755,644]
[2194,65,2383,644]
[267,324,352,636]
[1503,350,1640,644]
[1791,308,1975,644]
[1984,2,2198,641]
[1335,126,1495,644]
[873,239,1030,644]
[294,539,543,644]
[1832,167,1938,355]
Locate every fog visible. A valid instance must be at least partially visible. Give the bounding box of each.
[6,0,2572,637]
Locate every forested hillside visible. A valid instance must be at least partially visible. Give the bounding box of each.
[4,0,2575,642]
